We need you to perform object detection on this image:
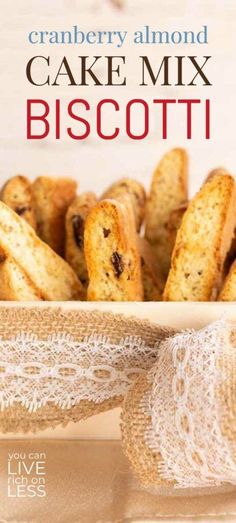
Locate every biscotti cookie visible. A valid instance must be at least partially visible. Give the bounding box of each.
[0,175,36,229]
[204,167,228,184]
[163,173,236,301]
[138,238,164,301]
[145,148,188,278]
[0,256,42,301]
[84,199,143,301]
[101,178,146,232]
[65,192,97,286]
[0,202,84,301]
[205,168,236,275]
[218,261,236,301]
[225,233,236,275]
[167,202,188,251]
[33,176,77,256]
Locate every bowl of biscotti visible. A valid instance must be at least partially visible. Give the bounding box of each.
[0,148,235,302]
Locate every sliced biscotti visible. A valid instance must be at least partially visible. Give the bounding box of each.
[163,173,236,301]
[167,202,188,252]
[101,178,146,232]
[0,256,42,301]
[65,192,97,286]
[0,202,84,301]
[145,148,188,277]
[218,261,236,301]
[32,176,77,256]
[0,175,36,229]
[204,167,228,184]
[205,169,236,275]
[207,170,236,275]
[138,238,164,301]
[84,199,143,301]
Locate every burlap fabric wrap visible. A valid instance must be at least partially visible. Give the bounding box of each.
[121,319,236,490]
[0,306,174,433]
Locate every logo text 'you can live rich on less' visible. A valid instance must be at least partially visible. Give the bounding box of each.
[7,452,46,498]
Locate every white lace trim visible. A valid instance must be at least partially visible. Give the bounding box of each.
[0,332,159,412]
[144,320,236,488]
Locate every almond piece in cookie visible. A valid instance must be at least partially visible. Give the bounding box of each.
[84,199,143,301]
[33,177,77,256]
[0,175,36,229]
[0,202,84,301]
[101,178,146,232]
[145,148,188,278]
[163,173,236,301]
[65,192,97,287]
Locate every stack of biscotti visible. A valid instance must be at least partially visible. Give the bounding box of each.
[145,148,188,279]
[65,192,97,287]
[84,199,143,301]
[0,175,84,301]
[101,178,146,232]
[0,175,37,230]
[32,176,77,256]
[0,202,84,301]
[85,178,164,301]
[0,149,236,302]
[163,173,236,301]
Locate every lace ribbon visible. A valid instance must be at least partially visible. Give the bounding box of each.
[144,320,236,488]
[0,332,159,412]
[0,318,236,489]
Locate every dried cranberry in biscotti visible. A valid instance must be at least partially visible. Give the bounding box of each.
[111,252,124,278]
